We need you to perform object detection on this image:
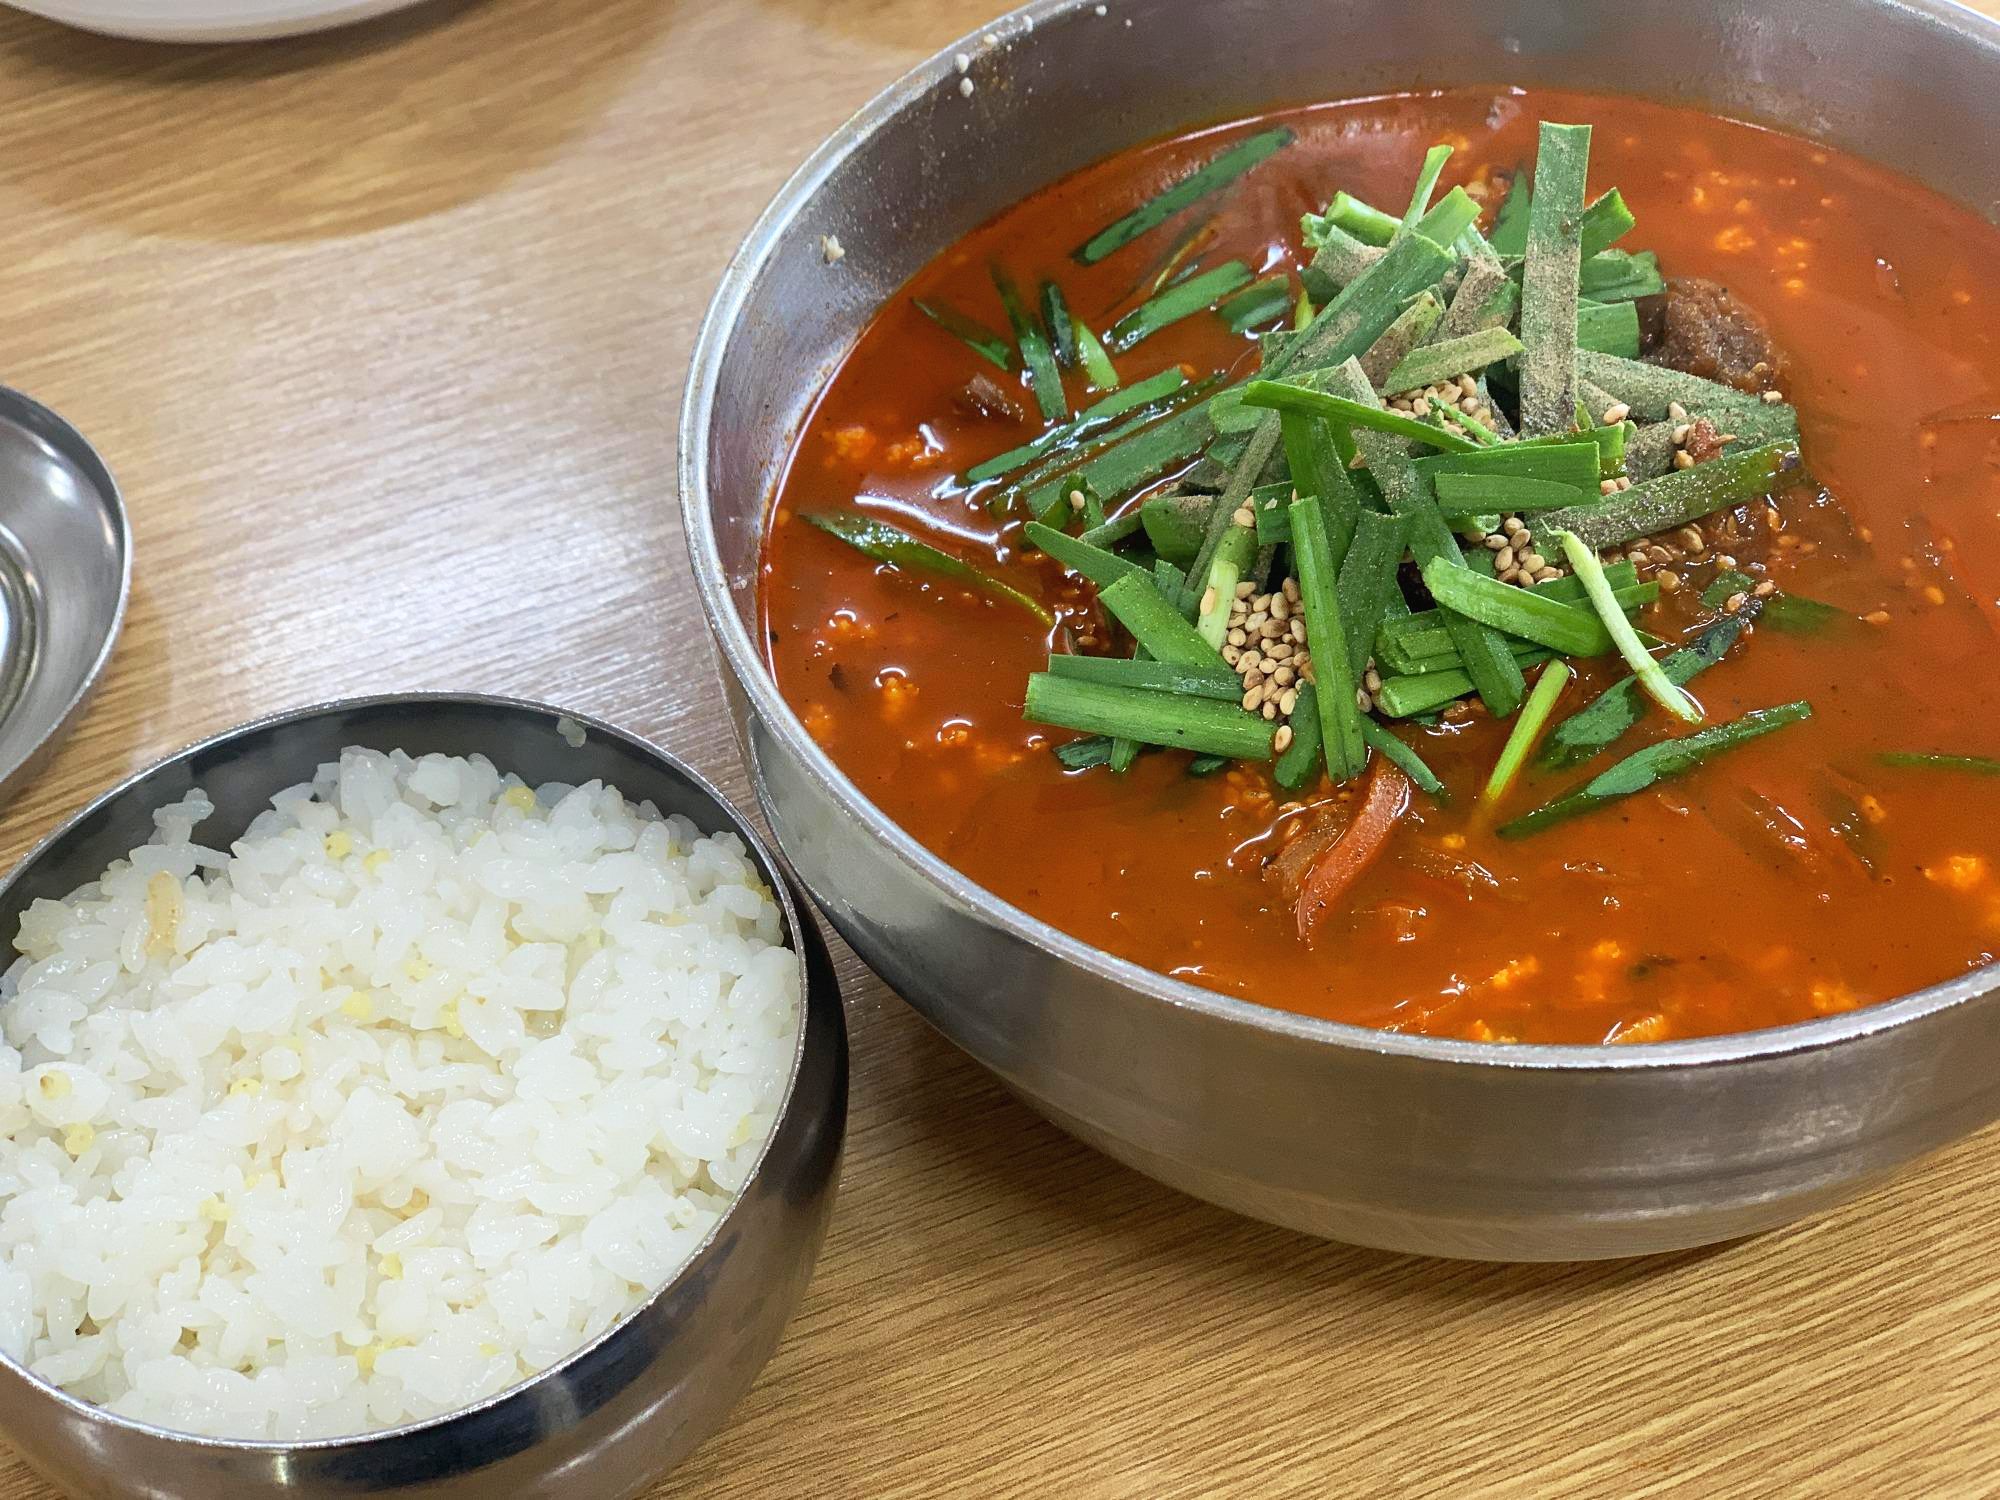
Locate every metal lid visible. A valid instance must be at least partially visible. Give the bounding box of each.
[0,388,130,800]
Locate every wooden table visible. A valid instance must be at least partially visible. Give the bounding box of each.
[0,1,1996,1494]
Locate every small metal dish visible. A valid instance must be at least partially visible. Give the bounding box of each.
[0,693,846,1499]
[0,387,130,802]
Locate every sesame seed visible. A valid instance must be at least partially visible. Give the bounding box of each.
[1282,577,1300,603]
[1270,595,1290,621]
[1601,402,1631,426]
[1677,526,1705,553]
[819,234,845,265]
[1533,566,1560,584]
[1658,571,1680,592]
[953,51,971,72]
[1355,687,1373,711]
[1725,591,1749,612]
[1754,580,1776,597]
[1363,668,1383,693]
[1667,401,1690,422]
[959,77,975,97]
[1274,724,1294,753]
[1272,665,1295,687]
[1232,506,1256,527]
[1199,586,1217,615]
[1290,618,1308,643]
[1278,688,1298,716]
[1227,627,1246,647]
[1484,533,1508,550]
[1068,490,1086,511]
[1235,581,1256,599]
[1263,702,1279,721]
[1495,547,1515,571]
[1924,584,1947,605]
[1671,424,1691,445]
[1673,450,1696,470]
[1762,390,1785,403]
[1502,515,1525,535]
[1520,552,1546,572]
[1865,610,1892,624]
[1600,479,1618,496]
[1242,687,1264,711]
[1411,397,1431,416]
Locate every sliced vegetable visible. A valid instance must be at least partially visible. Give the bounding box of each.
[1415,441,1602,492]
[1577,188,1635,259]
[1075,320,1120,390]
[965,368,1188,483]
[1021,403,1216,523]
[1302,223,1385,303]
[805,511,1052,623]
[1488,170,1532,257]
[1517,122,1592,436]
[1197,520,1259,648]
[1699,569,1848,631]
[1326,359,1524,716]
[1319,190,1401,247]
[1409,187,1480,250]
[1404,144,1455,225]
[1482,661,1572,805]
[1274,680,1324,790]
[993,267,1068,423]
[1337,510,1412,678]
[1440,253,1515,338]
[1096,571,1220,667]
[1419,557,1611,656]
[1025,674,1277,759]
[1579,248,1663,303]
[1876,751,2000,776]
[1361,719,1445,797]
[1290,493,1368,781]
[1053,735,1115,770]
[1045,654,1243,700]
[1382,327,1524,395]
[1296,762,1411,944]
[1537,441,1798,549]
[1139,492,1218,567]
[1219,273,1295,334]
[1022,521,1144,588]
[1432,473,1593,519]
[1552,531,1702,723]
[1273,231,1459,379]
[1041,281,1078,368]
[1499,702,1813,837]
[1073,125,1295,265]
[1107,260,1255,352]
[1078,508,1144,549]
[1576,298,1641,358]
[1279,409,1361,547]
[1240,380,1481,452]
[915,299,1013,370]
[1357,290,1445,385]
[1539,612,1747,769]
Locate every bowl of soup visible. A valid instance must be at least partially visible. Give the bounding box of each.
[681,0,2000,1258]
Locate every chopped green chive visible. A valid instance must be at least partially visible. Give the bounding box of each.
[1073,125,1295,264]
[806,512,1051,623]
[1552,530,1701,723]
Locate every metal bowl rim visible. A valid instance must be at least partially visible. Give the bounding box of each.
[678,0,2000,1074]
[0,689,826,1452]
[0,384,133,797]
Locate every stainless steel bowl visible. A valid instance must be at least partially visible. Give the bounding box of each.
[680,0,2000,1260]
[0,694,846,1496]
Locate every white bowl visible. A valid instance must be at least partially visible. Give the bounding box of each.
[4,0,431,41]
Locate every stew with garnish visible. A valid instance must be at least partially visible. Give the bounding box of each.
[758,89,2000,1045]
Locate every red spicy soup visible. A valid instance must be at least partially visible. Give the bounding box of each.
[758,89,2000,1044]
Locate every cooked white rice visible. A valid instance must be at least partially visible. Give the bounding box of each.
[0,748,799,1440]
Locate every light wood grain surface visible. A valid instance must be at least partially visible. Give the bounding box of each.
[0,1,1996,1495]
